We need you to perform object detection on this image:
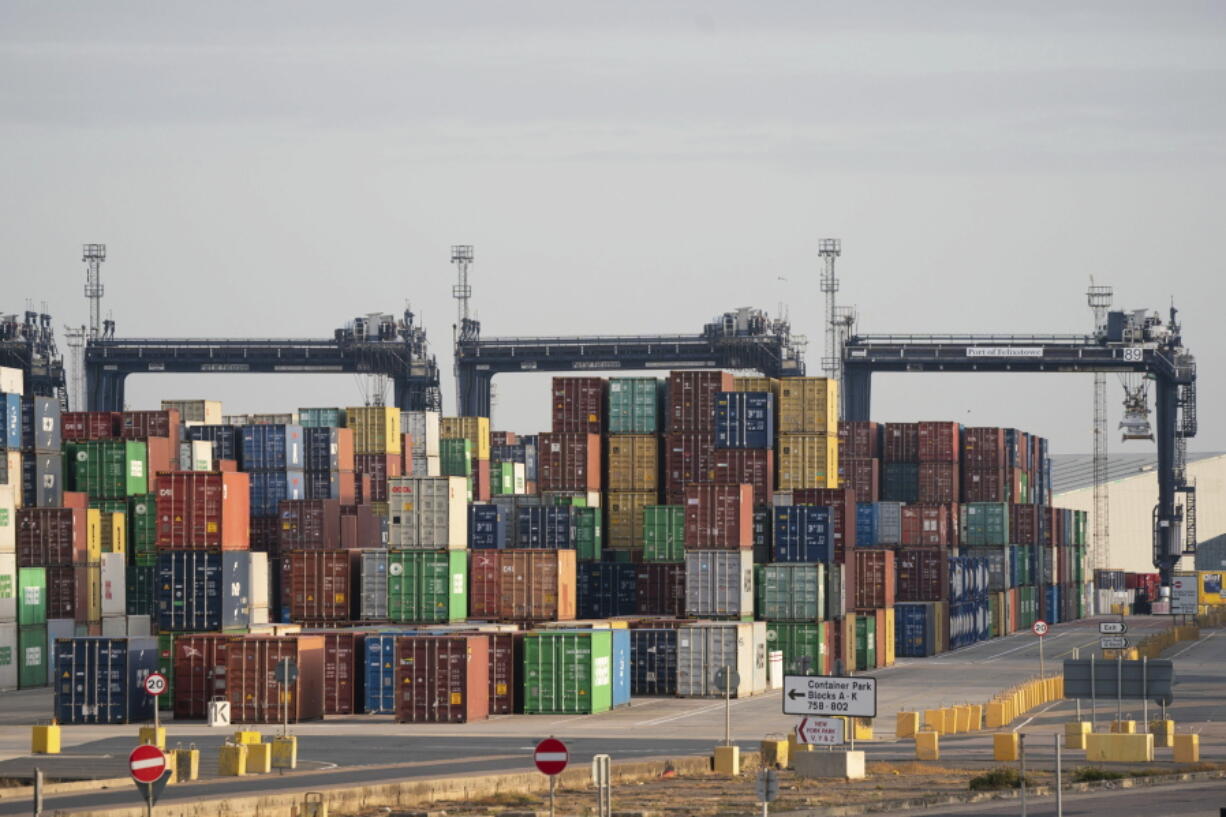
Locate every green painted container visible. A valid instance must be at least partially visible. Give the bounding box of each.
[766,621,827,675]
[157,633,174,711]
[522,630,613,715]
[18,625,47,688]
[387,550,468,623]
[439,438,473,477]
[961,502,1010,546]
[493,462,516,495]
[1018,586,1037,628]
[854,615,877,672]
[299,407,346,428]
[756,564,825,621]
[573,507,603,561]
[642,505,685,563]
[541,492,589,507]
[602,549,636,564]
[17,567,46,626]
[126,565,156,617]
[129,494,158,567]
[67,440,148,499]
[607,378,662,434]
[88,499,128,513]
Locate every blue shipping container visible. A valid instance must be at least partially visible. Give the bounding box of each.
[54,637,159,724]
[249,470,306,516]
[714,392,775,450]
[186,425,241,461]
[303,427,345,471]
[156,551,222,632]
[304,470,347,501]
[517,506,572,549]
[363,631,420,713]
[855,502,902,547]
[577,563,638,618]
[240,424,305,471]
[894,602,939,658]
[611,628,631,708]
[469,503,509,549]
[630,628,677,696]
[773,506,833,563]
[2,392,20,448]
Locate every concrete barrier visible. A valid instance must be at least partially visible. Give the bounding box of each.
[993,733,1019,761]
[1064,721,1090,750]
[1149,720,1174,749]
[713,745,740,775]
[915,731,939,760]
[895,711,920,739]
[1174,734,1199,763]
[1086,733,1154,762]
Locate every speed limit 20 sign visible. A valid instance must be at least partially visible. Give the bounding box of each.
[1032,620,1049,637]
[144,672,168,697]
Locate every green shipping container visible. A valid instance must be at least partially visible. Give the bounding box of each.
[129,494,158,566]
[387,550,468,623]
[765,621,826,676]
[542,493,588,507]
[602,549,636,564]
[607,378,662,434]
[439,438,473,477]
[18,625,47,688]
[573,507,603,561]
[522,630,613,715]
[756,564,825,621]
[67,440,148,499]
[299,407,346,428]
[493,462,515,495]
[126,565,156,616]
[157,633,174,711]
[88,499,128,513]
[17,568,46,626]
[642,505,685,563]
[854,615,876,672]
[1018,586,1037,628]
[961,502,1010,546]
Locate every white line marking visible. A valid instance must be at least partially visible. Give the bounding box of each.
[635,696,761,726]
[1012,701,1060,732]
[1169,631,1216,658]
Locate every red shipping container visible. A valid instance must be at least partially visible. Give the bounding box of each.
[1010,504,1037,545]
[61,411,119,441]
[173,634,231,720]
[663,432,716,504]
[961,466,1009,503]
[214,458,239,473]
[278,499,342,550]
[791,488,858,559]
[537,432,601,493]
[852,548,895,610]
[146,436,175,476]
[468,550,577,622]
[683,484,752,549]
[962,427,1007,468]
[476,631,519,715]
[900,504,956,547]
[317,631,365,715]
[894,547,949,602]
[838,458,879,503]
[635,563,686,617]
[155,471,250,550]
[61,492,88,511]
[281,550,357,623]
[918,462,959,503]
[882,423,919,463]
[45,565,92,621]
[250,516,280,553]
[551,377,606,434]
[838,421,879,460]
[475,458,491,502]
[667,370,734,433]
[121,409,181,457]
[711,449,774,507]
[1015,430,1031,471]
[340,504,382,549]
[226,635,325,724]
[334,427,356,472]
[394,635,490,723]
[16,507,87,567]
[918,421,960,462]
[354,454,401,503]
[354,473,374,506]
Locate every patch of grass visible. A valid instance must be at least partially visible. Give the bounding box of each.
[969,768,1032,791]
[1071,767,1125,783]
[470,791,537,806]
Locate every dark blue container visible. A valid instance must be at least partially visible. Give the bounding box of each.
[240,424,305,471]
[1045,585,1061,625]
[517,506,573,549]
[2,392,20,448]
[186,425,240,461]
[630,628,677,696]
[21,396,61,452]
[303,427,344,472]
[773,506,833,563]
[714,391,774,449]
[249,470,305,516]
[469,503,508,549]
[363,631,419,714]
[894,602,939,658]
[156,551,222,631]
[752,508,773,565]
[490,444,526,465]
[53,637,159,723]
[304,470,346,501]
[22,452,63,507]
[577,563,637,618]
[881,462,919,503]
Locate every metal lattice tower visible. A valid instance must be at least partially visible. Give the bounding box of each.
[451,244,474,411]
[818,239,842,381]
[82,244,106,339]
[63,325,87,410]
[1087,280,1114,572]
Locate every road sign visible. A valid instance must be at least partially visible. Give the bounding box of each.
[1099,621,1127,635]
[1063,658,1175,704]
[782,675,877,718]
[1171,574,1197,615]
[1032,620,1049,637]
[713,667,740,693]
[143,672,168,697]
[534,737,569,776]
[129,745,167,784]
[795,716,846,745]
[1099,636,1128,650]
[756,768,780,802]
[275,658,298,685]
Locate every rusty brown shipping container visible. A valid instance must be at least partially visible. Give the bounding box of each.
[538,432,601,492]
[468,549,577,622]
[46,565,94,621]
[354,454,401,503]
[281,550,358,623]
[852,548,895,611]
[917,421,960,463]
[551,377,606,434]
[62,411,120,441]
[962,427,1007,468]
[316,631,365,715]
[711,449,773,507]
[900,503,957,547]
[882,423,919,463]
[278,499,342,550]
[121,409,181,454]
[790,487,858,559]
[478,631,520,715]
[340,504,382,548]
[155,471,250,551]
[962,466,1009,503]
[635,563,686,616]
[146,436,175,476]
[1010,503,1038,545]
[173,634,231,720]
[838,420,880,460]
[663,432,716,503]
[226,635,325,723]
[683,484,752,549]
[918,462,959,504]
[250,517,280,553]
[838,457,879,503]
[895,547,949,603]
[17,507,87,567]
[394,635,490,723]
[667,371,734,433]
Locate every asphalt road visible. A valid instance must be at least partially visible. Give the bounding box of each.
[882,778,1226,817]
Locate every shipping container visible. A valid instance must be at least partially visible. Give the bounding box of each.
[961,466,1010,503]
[962,427,1007,468]
[468,549,577,622]
[18,624,47,688]
[773,506,833,563]
[355,453,401,502]
[522,629,613,714]
[838,421,880,460]
[22,396,62,452]
[895,548,948,603]
[838,458,880,503]
[154,471,250,551]
[297,407,346,428]
[282,550,356,623]
[0,621,15,690]
[53,636,159,724]
[776,434,839,491]
[882,423,919,463]
[667,371,734,433]
[607,435,658,493]
[100,552,124,616]
[852,549,895,610]
[881,463,919,503]
[120,410,181,454]
[60,410,118,443]
[777,378,837,435]
[643,505,685,563]
[683,484,752,549]
[899,503,956,548]
[572,506,602,561]
[607,378,662,434]
[538,432,601,493]
[854,613,877,671]
[225,634,325,723]
[630,628,677,696]
[607,492,655,550]
[676,621,766,698]
[0,552,14,621]
[249,470,306,517]
[756,563,825,621]
[711,449,774,508]
[468,503,509,550]
[401,411,441,458]
[439,416,490,461]
[67,440,147,499]
[917,421,960,462]
[17,507,86,566]
[578,563,638,618]
[277,499,342,551]
[855,502,902,547]
[394,634,490,722]
[714,392,774,449]
[765,621,829,676]
[22,453,63,508]
[348,407,402,455]
[363,631,414,714]
[18,566,46,625]
[46,564,95,622]
[438,439,472,478]
[386,476,468,549]
[962,502,1010,546]
[186,425,241,461]
[3,393,23,448]
[893,601,946,657]
[517,506,574,549]
[684,550,753,618]
[309,631,364,715]
[0,484,13,553]
[634,563,686,616]
[663,432,716,503]
[387,549,467,623]
[551,377,605,434]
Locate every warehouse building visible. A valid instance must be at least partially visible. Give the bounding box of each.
[1052,452,1226,574]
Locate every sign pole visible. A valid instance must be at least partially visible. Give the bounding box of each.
[1116,654,1123,724]
[1073,648,1081,721]
[548,774,556,817]
[724,665,732,747]
[1089,654,1097,729]
[1019,733,1027,817]
[1054,732,1063,817]
[1039,634,1045,679]
[1142,657,1149,726]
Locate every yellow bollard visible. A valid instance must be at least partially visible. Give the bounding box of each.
[787,731,813,756]
[915,731,940,760]
[1149,720,1175,749]
[985,700,1007,729]
[232,730,262,745]
[1110,720,1136,734]
[954,705,972,733]
[994,732,1020,761]
[219,743,248,777]
[139,726,166,750]
[247,742,272,774]
[303,792,329,817]
[32,724,61,755]
[967,704,983,731]
[713,745,740,775]
[1173,733,1199,763]
[271,736,298,770]
[896,711,920,739]
[174,747,200,782]
[1087,733,1154,762]
[761,737,789,769]
[1064,721,1091,750]
[853,718,873,741]
[924,708,946,734]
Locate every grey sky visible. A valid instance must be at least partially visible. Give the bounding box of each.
[2,2,1222,454]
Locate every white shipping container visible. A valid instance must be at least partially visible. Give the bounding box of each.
[676,621,768,698]
[127,615,152,636]
[187,440,214,471]
[513,463,526,495]
[402,411,441,458]
[0,367,23,395]
[4,453,20,508]
[0,621,15,690]
[100,553,126,617]
[161,400,223,425]
[0,552,14,621]
[387,476,467,549]
[684,550,754,619]
[101,615,127,637]
[0,485,14,553]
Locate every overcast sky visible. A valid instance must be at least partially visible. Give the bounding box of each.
[2,2,1222,455]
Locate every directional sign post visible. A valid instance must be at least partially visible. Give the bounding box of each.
[1099,621,1127,635]
[1100,636,1128,650]
[782,676,877,718]
[534,737,569,817]
[756,768,780,817]
[143,672,167,735]
[276,658,297,737]
[128,745,169,817]
[1032,620,1049,678]
[795,716,846,746]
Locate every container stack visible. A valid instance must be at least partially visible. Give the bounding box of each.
[386,475,469,624]
[347,407,401,519]
[440,416,491,501]
[604,377,655,558]
[488,430,528,496]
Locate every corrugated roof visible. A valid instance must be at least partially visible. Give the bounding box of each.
[1051,451,1223,495]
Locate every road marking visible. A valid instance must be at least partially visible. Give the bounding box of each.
[1012,701,1060,731]
[979,633,1066,662]
[635,696,761,727]
[1169,631,1216,658]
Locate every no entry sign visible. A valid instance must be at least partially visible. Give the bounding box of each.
[534,737,569,775]
[129,745,167,784]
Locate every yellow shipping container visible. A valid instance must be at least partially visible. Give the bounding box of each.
[607,435,658,492]
[733,377,781,399]
[440,416,491,461]
[82,563,101,623]
[777,433,839,490]
[881,606,895,667]
[101,511,126,554]
[1198,571,1225,606]
[85,509,103,563]
[347,407,402,455]
[607,491,656,549]
[777,377,839,435]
